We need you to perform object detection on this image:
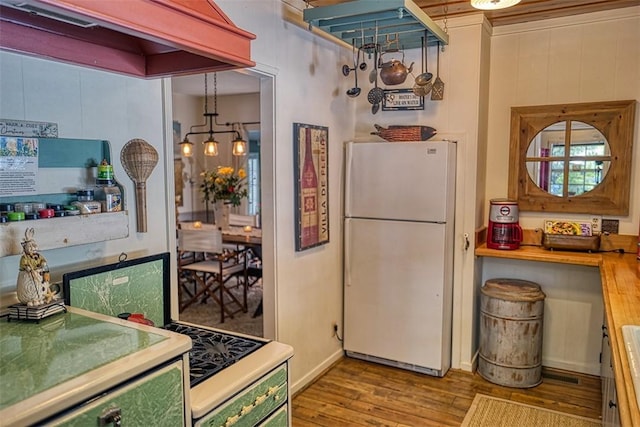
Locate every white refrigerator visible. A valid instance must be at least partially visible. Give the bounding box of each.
[343,140,456,377]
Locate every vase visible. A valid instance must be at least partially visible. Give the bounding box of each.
[214,200,231,230]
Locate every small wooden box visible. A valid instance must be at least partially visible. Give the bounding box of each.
[541,233,601,252]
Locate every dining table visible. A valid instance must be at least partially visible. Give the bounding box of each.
[178,222,263,317]
[221,225,262,248]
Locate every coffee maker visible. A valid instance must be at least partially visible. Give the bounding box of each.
[487,199,522,250]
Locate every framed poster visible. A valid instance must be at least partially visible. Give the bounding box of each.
[293,123,329,251]
[382,88,425,111]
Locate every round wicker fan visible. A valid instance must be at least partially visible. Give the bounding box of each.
[120,138,159,232]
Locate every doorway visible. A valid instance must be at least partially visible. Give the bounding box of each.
[168,68,276,340]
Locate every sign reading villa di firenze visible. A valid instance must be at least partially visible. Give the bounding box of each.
[293,123,329,251]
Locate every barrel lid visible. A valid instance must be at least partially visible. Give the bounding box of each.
[490,198,517,205]
[481,278,545,301]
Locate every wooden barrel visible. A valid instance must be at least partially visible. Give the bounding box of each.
[478,278,546,388]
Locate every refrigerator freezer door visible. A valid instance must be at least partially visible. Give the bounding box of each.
[343,218,453,374]
[345,141,456,222]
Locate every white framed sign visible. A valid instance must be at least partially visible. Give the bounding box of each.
[0,119,58,137]
[382,89,425,111]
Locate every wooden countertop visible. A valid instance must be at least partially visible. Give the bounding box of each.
[476,244,640,427]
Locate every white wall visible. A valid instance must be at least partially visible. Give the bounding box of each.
[0,53,171,295]
[482,6,640,375]
[486,6,640,234]
[173,91,260,218]
[196,0,353,391]
[205,3,494,379]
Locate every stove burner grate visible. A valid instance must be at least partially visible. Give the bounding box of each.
[164,322,265,387]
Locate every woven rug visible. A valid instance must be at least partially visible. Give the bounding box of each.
[461,394,600,427]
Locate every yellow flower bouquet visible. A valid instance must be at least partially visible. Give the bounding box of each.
[200,166,248,207]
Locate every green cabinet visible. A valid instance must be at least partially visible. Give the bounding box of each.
[195,364,288,427]
[0,310,191,426]
[50,361,186,427]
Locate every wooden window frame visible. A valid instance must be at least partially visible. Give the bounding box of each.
[508,100,636,215]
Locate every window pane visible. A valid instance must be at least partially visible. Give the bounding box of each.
[551,145,565,156]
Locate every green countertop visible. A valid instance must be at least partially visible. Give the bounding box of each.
[0,311,167,409]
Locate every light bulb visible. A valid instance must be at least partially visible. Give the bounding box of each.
[204,139,218,156]
[180,138,193,157]
[232,137,247,156]
[470,0,521,10]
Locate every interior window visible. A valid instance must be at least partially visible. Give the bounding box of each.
[246,130,261,216]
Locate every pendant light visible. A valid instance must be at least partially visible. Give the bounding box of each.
[179,73,247,157]
[204,134,219,156]
[231,123,247,156]
[471,0,521,10]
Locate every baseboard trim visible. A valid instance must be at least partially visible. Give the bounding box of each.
[542,357,600,376]
[290,348,344,395]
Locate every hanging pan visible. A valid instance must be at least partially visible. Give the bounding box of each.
[413,35,432,97]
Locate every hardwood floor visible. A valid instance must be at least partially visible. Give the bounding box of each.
[291,357,602,426]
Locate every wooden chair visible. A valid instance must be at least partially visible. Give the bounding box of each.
[177,228,248,323]
[229,213,259,227]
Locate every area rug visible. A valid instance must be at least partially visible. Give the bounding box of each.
[179,278,263,338]
[461,394,600,427]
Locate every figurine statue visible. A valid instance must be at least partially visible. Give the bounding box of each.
[16,228,54,306]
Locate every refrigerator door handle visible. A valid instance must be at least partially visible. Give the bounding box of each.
[344,222,351,287]
[344,145,353,216]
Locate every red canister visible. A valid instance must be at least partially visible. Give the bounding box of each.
[39,208,55,218]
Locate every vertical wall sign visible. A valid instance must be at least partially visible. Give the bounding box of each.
[293,123,329,251]
[0,136,39,197]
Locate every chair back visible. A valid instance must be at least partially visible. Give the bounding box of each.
[178,228,224,254]
[229,213,258,227]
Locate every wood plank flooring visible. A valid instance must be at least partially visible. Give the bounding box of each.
[292,357,602,426]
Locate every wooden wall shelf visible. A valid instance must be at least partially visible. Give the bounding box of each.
[0,211,129,257]
[0,137,129,257]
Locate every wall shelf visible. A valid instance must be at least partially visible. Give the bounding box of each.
[0,211,129,257]
[302,0,448,49]
[0,137,128,256]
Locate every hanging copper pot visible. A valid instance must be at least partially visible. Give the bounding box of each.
[378,51,414,86]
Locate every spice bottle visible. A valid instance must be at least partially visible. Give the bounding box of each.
[94,159,122,212]
[72,189,102,214]
[97,185,122,212]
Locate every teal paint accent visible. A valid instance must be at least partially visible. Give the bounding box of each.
[38,138,111,168]
[0,137,123,206]
[302,0,449,49]
[52,363,185,427]
[0,312,166,409]
[65,259,166,327]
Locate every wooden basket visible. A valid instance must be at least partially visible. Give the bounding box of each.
[371,124,436,142]
[120,138,158,233]
[541,233,600,252]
